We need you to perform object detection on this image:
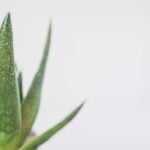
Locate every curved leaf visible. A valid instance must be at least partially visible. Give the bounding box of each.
[19,102,84,150]
[20,23,52,142]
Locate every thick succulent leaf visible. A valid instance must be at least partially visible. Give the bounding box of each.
[18,72,23,102]
[18,102,84,150]
[20,24,52,142]
[0,13,21,147]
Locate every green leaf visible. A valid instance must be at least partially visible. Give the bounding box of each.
[18,102,84,150]
[0,13,21,148]
[18,72,23,102]
[20,23,52,142]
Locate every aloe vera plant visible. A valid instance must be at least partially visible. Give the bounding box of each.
[0,13,84,150]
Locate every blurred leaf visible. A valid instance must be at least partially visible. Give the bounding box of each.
[20,23,52,143]
[18,72,23,102]
[18,102,84,150]
[0,13,21,148]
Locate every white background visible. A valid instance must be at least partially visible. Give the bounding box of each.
[0,0,150,150]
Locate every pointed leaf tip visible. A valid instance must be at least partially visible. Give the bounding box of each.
[2,13,11,26]
[0,13,21,149]
[20,23,52,144]
[19,102,84,150]
[5,13,11,20]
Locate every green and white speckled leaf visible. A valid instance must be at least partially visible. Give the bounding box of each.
[20,24,52,143]
[0,13,21,149]
[18,102,84,150]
